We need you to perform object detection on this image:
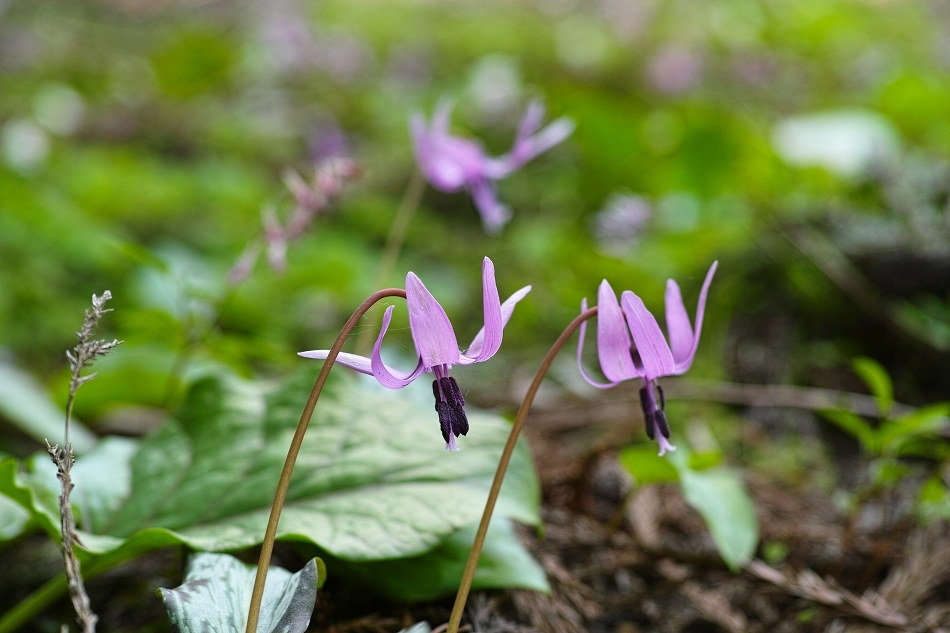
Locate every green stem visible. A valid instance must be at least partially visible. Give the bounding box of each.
[245,287,407,633]
[355,170,425,356]
[446,307,598,633]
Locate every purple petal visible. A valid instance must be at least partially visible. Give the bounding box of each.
[596,280,641,382]
[665,279,693,366]
[432,99,453,135]
[672,260,718,375]
[298,350,373,375]
[469,177,511,234]
[576,297,620,389]
[463,283,531,361]
[371,305,426,388]
[620,291,675,379]
[467,257,502,363]
[406,271,460,368]
[485,115,575,178]
[514,100,545,148]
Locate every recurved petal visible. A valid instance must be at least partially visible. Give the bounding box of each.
[464,257,502,363]
[469,178,512,234]
[370,305,426,388]
[672,260,718,375]
[665,279,693,366]
[514,100,545,146]
[406,271,460,368]
[432,98,454,135]
[596,280,641,383]
[524,117,575,159]
[463,282,531,362]
[298,350,374,375]
[620,291,676,379]
[484,106,574,178]
[576,297,620,389]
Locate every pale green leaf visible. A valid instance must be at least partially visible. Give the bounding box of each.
[158,552,323,633]
[0,362,96,453]
[0,492,30,541]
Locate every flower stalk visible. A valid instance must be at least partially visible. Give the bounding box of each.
[245,287,406,633]
[445,306,598,633]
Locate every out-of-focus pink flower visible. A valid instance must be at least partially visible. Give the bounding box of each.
[411,99,574,233]
[594,193,652,255]
[228,158,360,283]
[646,46,703,95]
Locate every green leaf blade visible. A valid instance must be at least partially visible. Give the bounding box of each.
[158,553,322,633]
[678,467,759,571]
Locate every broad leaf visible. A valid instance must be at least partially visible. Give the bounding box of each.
[677,465,759,571]
[0,491,30,541]
[1,370,539,574]
[159,552,323,633]
[326,517,548,602]
[618,445,679,484]
[0,361,96,453]
[667,450,758,571]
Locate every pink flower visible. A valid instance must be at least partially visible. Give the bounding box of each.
[411,100,574,233]
[300,257,531,450]
[577,262,718,455]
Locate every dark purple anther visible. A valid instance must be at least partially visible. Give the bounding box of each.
[432,377,469,451]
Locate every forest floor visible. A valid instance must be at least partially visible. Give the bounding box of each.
[3,398,949,633]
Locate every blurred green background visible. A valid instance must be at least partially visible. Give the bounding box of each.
[1,0,949,451]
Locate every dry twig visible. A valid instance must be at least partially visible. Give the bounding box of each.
[745,560,910,629]
[48,291,121,633]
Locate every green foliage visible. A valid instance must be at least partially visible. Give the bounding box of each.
[152,30,237,99]
[158,553,324,633]
[0,370,542,597]
[0,361,95,454]
[326,517,548,601]
[852,357,893,417]
[619,445,759,571]
[819,358,950,459]
[0,492,30,542]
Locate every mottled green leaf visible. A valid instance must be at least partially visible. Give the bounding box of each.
[0,371,540,589]
[158,553,323,633]
[326,517,548,602]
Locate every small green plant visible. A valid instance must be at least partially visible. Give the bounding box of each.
[819,357,950,531]
[619,441,759,571]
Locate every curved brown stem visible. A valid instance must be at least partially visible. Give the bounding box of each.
[245,287,407,633]
[446,307,598,633]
